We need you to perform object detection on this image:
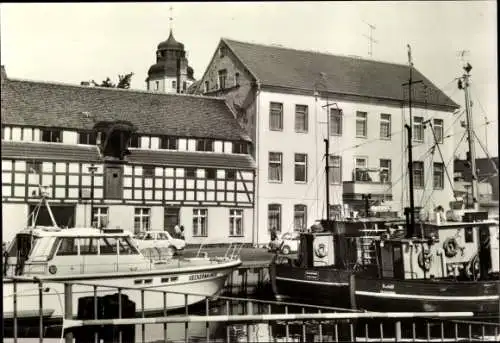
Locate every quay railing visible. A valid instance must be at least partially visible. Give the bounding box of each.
[4,276,499,343]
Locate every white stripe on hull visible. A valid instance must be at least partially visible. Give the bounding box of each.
[276,276,348,287]
[355,290,499,301]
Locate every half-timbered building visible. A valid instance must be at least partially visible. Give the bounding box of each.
[1,66,255,244]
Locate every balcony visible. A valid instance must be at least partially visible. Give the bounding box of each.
[342,168,393,201]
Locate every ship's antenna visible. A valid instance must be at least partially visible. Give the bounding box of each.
[363,21,378,58]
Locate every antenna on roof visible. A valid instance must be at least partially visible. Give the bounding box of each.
[362,20,378,58]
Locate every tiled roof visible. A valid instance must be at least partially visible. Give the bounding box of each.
[1,141,255,169]
[2,141,101,162]
[1,75,249,141]
[222,38,458,109]
[128,149,255,169]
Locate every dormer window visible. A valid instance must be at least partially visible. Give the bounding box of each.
[218,69,227,90]
[41,129,61,143]
[232,142,248,154]
[78,131,97,145]
[161,136,177,150]
[196,139,214,152]
[129,134,139,148]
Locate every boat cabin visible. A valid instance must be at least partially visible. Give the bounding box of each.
[3,227,150,277]
[376,212,499,281]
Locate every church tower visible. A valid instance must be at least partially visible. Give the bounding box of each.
[146,29,195,93]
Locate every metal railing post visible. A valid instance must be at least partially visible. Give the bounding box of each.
[38,280,43,343]
[285,305,290,342]
[206,297,210,342]
[302,307,306,342]
[163,292,168,343]
[64,283,73,343]
[93,285,98,343]
[141,289,145,343]
[395,320,402,342]
[118,288,122,343]
[13,279,18,343]
[184,294,188,343]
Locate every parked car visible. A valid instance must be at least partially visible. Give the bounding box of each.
[268,232,300,255]
[133,231,186,256]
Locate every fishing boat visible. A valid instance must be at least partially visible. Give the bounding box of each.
[352,56,500,318]
[2,187,242,322]
[269,137,405,307]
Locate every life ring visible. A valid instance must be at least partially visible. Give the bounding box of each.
[314,242,328,258]
[417,250,433,271]
[443,237,459,258]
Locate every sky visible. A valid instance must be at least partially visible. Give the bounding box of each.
[1,2,497,158]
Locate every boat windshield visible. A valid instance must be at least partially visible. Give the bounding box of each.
[450,200,464,210]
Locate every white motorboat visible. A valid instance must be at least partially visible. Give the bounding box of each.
[3,191,242,320]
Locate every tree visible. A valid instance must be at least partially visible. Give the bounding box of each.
[89,72,134,89]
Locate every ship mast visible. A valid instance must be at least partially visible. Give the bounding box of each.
[458,63,479,210]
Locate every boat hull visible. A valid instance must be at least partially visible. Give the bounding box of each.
[354,275,500,316]
[270,262,351,307]
[3,259,240,320]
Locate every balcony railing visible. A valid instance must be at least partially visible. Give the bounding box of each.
[343,168,392,200]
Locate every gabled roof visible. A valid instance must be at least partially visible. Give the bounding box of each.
[221,38,459,110]
[1,74,250,141]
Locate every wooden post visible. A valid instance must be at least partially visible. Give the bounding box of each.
[64,283,73,343]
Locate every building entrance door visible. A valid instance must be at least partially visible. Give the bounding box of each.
[164,207,180,235]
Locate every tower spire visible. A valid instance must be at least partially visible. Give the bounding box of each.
[169,6,174,32]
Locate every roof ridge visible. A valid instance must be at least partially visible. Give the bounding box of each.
[5,76,225,101]
[221,37,409,68]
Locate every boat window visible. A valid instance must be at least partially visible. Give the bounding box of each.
[144,232,154,240]
[158,232,168,240]
[29,237,56,259]
[78,238,98,255]
[118,237,139,255]
[98,237,117,255]
[56,238,78,256]
[465,227,474,243]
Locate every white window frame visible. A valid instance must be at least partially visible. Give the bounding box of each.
[92,207,109,228]
[433,162,444,189]
[380,113,391,140]
[379,159,392,183]
[134,208,151,233]
[293,204,307,231]
[229,209,244,237]
[354,157,369,182]
[356,111,368,138]
[269,102,283,131]
[330,108,343,136]
[413,116,424,142]
[295,105,308,133]
[268,204,282,232]
[433,119,443,144]
[193,208,208,237]
[329,155,342,184]
[294,153,307,183]
[269,152,283,182]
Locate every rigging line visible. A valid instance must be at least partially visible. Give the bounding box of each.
[330,129,403,155]
[418,148,435,207]
[473,130,499,176]
[469,84,490,119]
[428,123,458,201]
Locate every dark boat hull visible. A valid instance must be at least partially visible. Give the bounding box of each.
[270,263,352,307]
[354,275,500,316]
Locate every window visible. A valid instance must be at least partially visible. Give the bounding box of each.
[219,46,226,58]
[413,161,424,188]
[155,81,159,91]
[27,161,42,174]
[129,134,139,148]
[143,166,155,177]
[226,170,236,180]
[41,129,61,143]
[229,209,243,236]
[433,162,444,189]
[134,208,150,233]
[380,114,391,139]
[232,142,249,154]
[78,238,98,255]
[433,119,443,143]
[206,168,216,180]
[193,208,208,236]
[330,108,343,136]
[329,155,342,184]
[269,152,283,182]
[294,153,307,183]
[268,204,281,232]
[294,204,307,231]
[196,139,214,152]
[465,227,474,243]
[92,207,109,228]
[204,81,209,93]
[118,237,139,255]
[186,168,196,179]
[161,136,177,150]
[356,111,367,138]
[2,126,12,140]
[172,80,177,90]
[78,131,97,145]
[295,105,308,132]
[234,72,240,86]
[56,238,78,256]
[183,81,187,92]
[98,237,117,255]
[269,102,283,131]
[218,69,227,89]
[354,157,369,181]
[413,116,424,142]
[380,159,392,183]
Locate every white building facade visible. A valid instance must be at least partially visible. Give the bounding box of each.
[197,38,459,245]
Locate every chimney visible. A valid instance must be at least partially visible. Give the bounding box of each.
[1,65,7,84]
